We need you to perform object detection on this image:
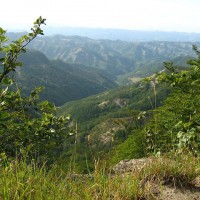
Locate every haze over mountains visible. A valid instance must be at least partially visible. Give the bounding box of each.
[45,27,200,42]
[28,35,197,76]
[8,27,200,42]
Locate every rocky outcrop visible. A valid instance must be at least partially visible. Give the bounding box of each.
[112,158,152,174]
[112,158,200,200]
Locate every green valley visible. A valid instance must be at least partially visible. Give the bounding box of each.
[1,18,200,200]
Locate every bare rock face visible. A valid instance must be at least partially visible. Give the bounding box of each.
[192,176,200,187]
[112,158,152,174]
[157,186,200,200]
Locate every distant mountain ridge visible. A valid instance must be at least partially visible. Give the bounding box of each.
[41,27,200,42]
[26,35,199,78]
[6,33,200,80]
[7,29,200,42]
[27,35,134,77]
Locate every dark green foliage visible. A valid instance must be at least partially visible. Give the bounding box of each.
[0,18,70,163]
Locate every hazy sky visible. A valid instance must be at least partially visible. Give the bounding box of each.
[1,0,200,32]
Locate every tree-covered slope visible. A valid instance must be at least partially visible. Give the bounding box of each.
[59,81,169,135]
[15,49,117,105]
[57,80,170,171]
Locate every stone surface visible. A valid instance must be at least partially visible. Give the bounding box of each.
[112,158,152,174]
[112,158,200,200]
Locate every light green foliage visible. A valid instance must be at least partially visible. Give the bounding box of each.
[0,18,70,162]
[109,131,146,165]
[145,46,200,155]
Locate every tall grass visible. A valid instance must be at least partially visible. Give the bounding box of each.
[0,159,143,199]
[0,153,199,199]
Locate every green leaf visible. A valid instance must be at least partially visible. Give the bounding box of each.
[0,111,9,119]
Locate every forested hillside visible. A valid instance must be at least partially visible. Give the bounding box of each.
[15,49,116,105]
[58,81,170,171]
[59,82,169,133]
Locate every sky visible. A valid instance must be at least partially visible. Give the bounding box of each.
[1,0,200,32]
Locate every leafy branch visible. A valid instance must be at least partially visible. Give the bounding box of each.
[0,16,46,83]
[0,17,70,163]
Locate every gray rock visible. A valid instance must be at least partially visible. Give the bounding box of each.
[112,158,152,174]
